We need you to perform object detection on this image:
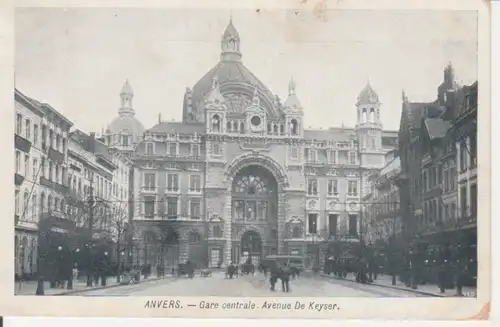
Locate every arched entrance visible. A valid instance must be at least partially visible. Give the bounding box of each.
[240,230,262,265]
[231,165,277,264]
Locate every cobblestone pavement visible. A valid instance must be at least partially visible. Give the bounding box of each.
[78,272,429,297]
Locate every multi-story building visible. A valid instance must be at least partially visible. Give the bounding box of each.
[15,90,45,277]
[14,89,73,278]
[101,19,398,271]
[398,64,477,284]
[364,151,402,247]
[454,81,477,281]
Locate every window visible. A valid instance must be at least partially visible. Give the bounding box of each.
[348,180,358,196]
[211,114,221,132]
[438,164,443,184]
[213,225,223,238]
[423,170,428,191]
[167,174,179,191]
[41,125,47,149]
[307,149,317,162]
[348,214,358,236]
[444,165,449,192]
[471,184,477,217]
[328,150,337,164]
[290,146,299,159]
[49,130,54,148]
[470,133,477,167]
[122,134,129,146]
[16,114,22,135]
[55,164,60,183]
[32,195,37,220]
[25,119,31,140]
[240,122,245,133]
[307,179,318,195]
[190,199,201,219]
[15,190,20,215]
[167,197,178,218]
[62,138,66,154]
[33,124,38,145]
[32,159,37,181]
[54,198,59,212]
[15,151,21,174]
[47,195,52,212]
[145,143,154,155]
[257,201,267,220]
[450,166,457,190]
[188,232,200,244]
[144,173,155,191]
[212,143,221,155]
[189,175,201,192]
[348,151,357,165]
[290,119,298,135]
[460,141,468,171]
[328,214,338,236]
[191,144,200,157]
[24,154,29,177]
[308,213,318,234]
[327,180,338,196]
[56,134,60,151]
[460,186,467,218]
[292,226,302,238]
[144,196,155,218]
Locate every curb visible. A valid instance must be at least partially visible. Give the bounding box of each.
[53,276,172,296]
[320,274,445,297]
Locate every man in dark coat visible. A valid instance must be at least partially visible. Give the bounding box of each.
[280,263,291,292]
[269,264,280,291]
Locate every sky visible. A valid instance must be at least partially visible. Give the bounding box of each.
[15,8,478,133]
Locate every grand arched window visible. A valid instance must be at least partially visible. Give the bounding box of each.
[231,166,276,221]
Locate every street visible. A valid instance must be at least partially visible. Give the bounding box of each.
[77,272,428,297]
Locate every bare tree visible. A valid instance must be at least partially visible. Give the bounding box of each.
[105,201,130,283]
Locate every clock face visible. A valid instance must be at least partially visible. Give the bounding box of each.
[250,115,263,132]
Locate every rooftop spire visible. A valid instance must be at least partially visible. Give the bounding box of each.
[220,15,242,62]
[119,79,135,116]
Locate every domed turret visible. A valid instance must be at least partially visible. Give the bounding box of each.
[104,80,145,152]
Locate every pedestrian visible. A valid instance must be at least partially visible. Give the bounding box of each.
[437,260,446,293]
[281,263,291,293]
[269,264,279,291]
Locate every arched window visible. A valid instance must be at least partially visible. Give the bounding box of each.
[239,122,245,134]
[211,114,220,132]
[232,175,272,196]
[273,124,278,134]
[280,124,284,135]
[233,121,238,132]
[290,119,298,135]
[362,108,367,122]
[226,121,232,132]
[370,108,375,122]
[267,123,272,133]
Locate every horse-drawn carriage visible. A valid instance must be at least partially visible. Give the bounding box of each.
[177,261,195,278]
[261,255,303,279]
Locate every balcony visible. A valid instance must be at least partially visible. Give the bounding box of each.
[14,173,25,186]
[15,134,32,153]
[140,186,157,194]
[40,176,68,194]
[48,146,65,163]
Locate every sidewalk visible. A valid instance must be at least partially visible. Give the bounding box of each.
[322,273,477,297]
[15,274,172,296]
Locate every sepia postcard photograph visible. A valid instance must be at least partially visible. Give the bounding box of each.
[0,0,491,320]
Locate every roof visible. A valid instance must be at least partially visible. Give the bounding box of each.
[147,121,205,134]
[223,19,240,40]
[191,60,276,115]
[357,82,379,104]
[303,128,355,142]
[120,79,133,96]
[108,114,145,137]
[424,118,451,140]
[70,130,114,163]
[15,89,73,128]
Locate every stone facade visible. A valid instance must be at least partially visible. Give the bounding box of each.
[108,19,398,270]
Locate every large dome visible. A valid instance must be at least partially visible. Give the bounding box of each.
[189,19,278,118]
[108,114,145,138]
